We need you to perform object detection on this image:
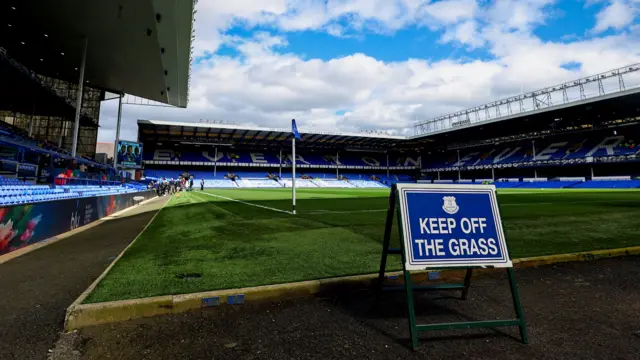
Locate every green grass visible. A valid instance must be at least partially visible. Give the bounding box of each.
[84,188,640,303]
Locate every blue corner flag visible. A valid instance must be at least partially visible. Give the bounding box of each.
[292,119,301,140]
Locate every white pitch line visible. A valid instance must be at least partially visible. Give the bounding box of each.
[499,199,640,207]
[304,198,640,214]
[197,191,293,215]
[303,209,388,215]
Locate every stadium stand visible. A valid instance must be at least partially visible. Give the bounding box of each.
[143,148,419,169]
[144,168,397,188]
[0,174,146,206]
[424,131,639,172]
[348,180,387,188]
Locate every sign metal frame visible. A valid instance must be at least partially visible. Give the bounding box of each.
[377,184,528,351]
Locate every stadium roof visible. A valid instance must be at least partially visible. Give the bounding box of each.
[139,86,640,152]
[0,53,96,126]
[0,0,194,107]
[137,119,408,150]
[412,88,640,150]
[412,63,640,139]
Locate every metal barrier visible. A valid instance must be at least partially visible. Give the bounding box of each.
[54,177,123,187]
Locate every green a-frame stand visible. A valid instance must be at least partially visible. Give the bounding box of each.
[376,185,528,351]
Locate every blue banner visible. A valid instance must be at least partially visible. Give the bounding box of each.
[397,184,512,270]
[0,190,155,256]
[116,140,143,169]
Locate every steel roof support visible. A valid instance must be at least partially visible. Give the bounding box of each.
[413,63,640,136]
[71,37,87,158]
[618,72,626,91]
[113,93,124,168]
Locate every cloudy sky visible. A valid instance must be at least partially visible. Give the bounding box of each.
[97,0,640,143]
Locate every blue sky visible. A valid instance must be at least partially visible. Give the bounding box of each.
[99,0,640,143]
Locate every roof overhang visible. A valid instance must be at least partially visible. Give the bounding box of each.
[137,120,407,150]
[410,86,640,141]
[0,55,96,126]
[0,0,194,107]
[409,90,640,149]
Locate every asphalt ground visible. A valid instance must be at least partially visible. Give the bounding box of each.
[0,196,168,360]
[71,256,640,360]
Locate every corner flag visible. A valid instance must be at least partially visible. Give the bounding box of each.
[292,119,301,140]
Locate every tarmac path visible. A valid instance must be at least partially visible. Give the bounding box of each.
[72,256,640,360]
[0,196,169,360]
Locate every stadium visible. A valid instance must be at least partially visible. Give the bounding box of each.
[2,1,640,358]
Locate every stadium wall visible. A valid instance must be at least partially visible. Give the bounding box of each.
[427,161,640,181]
[0,190,155,256]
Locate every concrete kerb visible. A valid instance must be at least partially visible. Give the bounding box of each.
[64,245,640,330]
[64,195,172,330]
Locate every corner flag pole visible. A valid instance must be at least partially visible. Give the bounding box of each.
[291,119,301,215]
[292,136,296,215]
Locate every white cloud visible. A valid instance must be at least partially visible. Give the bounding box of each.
[485,0,556,32]
[99,26,640,142]
[440,20,484,48]
[191,0,478,55]
[98,0,640,144]
[593,0,639,33]
[419,0,479,26]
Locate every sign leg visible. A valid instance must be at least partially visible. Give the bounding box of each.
[376,186,396,298]
[507,268,528,344]
[460,268,473,300]
[376,244,389,301]
[403,268,419,351]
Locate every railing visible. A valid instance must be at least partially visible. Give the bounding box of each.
[0,159,38,179]
[413,63,640,136]
[54,177,123,187]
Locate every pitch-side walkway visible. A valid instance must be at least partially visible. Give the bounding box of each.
[69,256,640,360]
[0,196,169,360]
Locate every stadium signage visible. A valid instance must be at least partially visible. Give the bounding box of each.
[376,183,527,350]
[396,183,512,269]
[452,119,471,127]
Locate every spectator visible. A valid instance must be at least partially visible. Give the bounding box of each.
[66,159,77,178]
[55,172,68,185]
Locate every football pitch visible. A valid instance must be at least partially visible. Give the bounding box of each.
[85,187,640,303]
